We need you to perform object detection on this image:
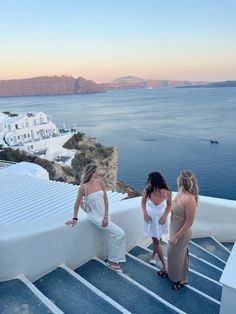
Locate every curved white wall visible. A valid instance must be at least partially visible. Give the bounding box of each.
[0,194,235,282]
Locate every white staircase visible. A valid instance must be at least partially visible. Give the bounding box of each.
[0,237,234,313]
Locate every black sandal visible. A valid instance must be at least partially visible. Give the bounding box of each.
[157,270,168,278]
[172,281,187,290]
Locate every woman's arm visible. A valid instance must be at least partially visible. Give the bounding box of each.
[141,189,152,223]
[100,181,109,227]
[169,196,196,244]
[65,185,84,226]
[159,189,172,224]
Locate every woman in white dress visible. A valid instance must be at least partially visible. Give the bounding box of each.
[141,172,172,277]
[65,164,126,272]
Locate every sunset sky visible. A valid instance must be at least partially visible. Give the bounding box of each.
[1,0,236,82]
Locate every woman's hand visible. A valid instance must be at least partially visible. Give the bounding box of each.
[143,211,152,223]
[169,236,178,245]
[159,214,167,225]
[65,219,78,227]
[101,217,108,228]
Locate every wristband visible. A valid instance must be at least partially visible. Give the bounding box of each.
[73,217,78,220]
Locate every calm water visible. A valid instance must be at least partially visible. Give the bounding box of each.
[0,88,236,200]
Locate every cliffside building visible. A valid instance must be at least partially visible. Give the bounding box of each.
[0,111,59,153]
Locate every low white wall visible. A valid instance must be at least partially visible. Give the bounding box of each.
[220,243,236,314]
[192,195,236,241]
[0,197,144,282]
[0,194,235,282]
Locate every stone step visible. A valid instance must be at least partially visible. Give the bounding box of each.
[77,258,220,314]
[0,278,54,314]
[220,241,235,251]
[188,242,226,268]
[122,254,220,314]
[129,246,222,301]
[147,242,223,281]
[149,240,225,270]
[76,259,181,314]
[191,237,230,262]
[34,266,124,314]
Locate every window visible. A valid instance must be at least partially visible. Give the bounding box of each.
[17,135,20,140]
[15,124,18,129]
[24,134,27,138]
[31,145,34,149]
[27,134,30,138]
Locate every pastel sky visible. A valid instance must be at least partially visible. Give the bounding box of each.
[1,0,236,82]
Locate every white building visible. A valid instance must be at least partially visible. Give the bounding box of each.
[0,111,59,153]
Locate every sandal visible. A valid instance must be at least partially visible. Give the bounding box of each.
[172,281,187,290]
[107,261,123,273]
[149,258,157,265]
[157,270,168,278]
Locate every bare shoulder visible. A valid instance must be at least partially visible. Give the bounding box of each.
[185,193,197,207]
[142,187,148,197]
[79,183,86,193]
[160,188,171,199]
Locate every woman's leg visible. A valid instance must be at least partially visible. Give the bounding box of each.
[102,221,126,264]
[89,217,125,269]
[105,221,126,264]
[153,238,167,271]
[151,237,157,259]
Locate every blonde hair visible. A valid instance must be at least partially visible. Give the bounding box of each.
[177,170,199,204]
[81,163,97,184]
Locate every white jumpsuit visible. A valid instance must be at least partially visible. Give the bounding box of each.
[86,190,126,263]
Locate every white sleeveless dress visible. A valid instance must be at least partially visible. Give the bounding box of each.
[144,198,169,239]
[85,190,126,263]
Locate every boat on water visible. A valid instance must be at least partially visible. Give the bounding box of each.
[210,137,219,144]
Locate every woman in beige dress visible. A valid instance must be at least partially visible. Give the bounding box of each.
[167,170,198,290]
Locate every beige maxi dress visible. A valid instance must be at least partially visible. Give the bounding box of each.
[167,202,192,283]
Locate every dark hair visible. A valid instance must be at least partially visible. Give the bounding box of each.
[145,172,169,198]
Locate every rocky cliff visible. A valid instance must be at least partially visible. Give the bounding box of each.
[63,132,118,190]
[0,76,104,97]
[0,133,140,198]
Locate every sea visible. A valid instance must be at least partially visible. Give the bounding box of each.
[0,87,236,201]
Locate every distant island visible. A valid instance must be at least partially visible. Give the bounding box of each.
[176,80,236,88]
[1,75,235,97]
[0,76,104,97]
[99,75,209,90]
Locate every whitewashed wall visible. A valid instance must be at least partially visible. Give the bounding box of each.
[0,194,235,282]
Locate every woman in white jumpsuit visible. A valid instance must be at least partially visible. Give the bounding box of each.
[66,164,126,272]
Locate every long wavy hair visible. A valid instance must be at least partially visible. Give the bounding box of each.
[177,170,199,204]
[145,172,170,198]
[80,164,97,184]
